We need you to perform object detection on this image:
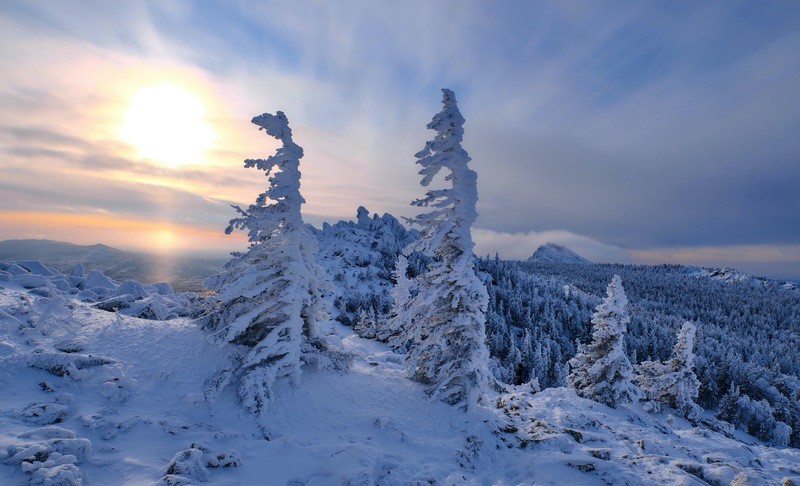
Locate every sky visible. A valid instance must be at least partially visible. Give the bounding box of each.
[0,1,799,280]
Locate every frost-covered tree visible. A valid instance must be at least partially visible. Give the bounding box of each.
[716,382,792,446]
[663,321,702,417]
[636,321,702,418]
[376,254,416,343]
[567,274,637,407]
[201,111,327,416]
[393,88,491,410]
[354,307,377,339]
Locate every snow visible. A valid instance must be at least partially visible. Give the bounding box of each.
[529,243,591,264]
[2,262,799,484]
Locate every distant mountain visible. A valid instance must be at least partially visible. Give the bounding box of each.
[0,239,226,291]
[528,243,591,264]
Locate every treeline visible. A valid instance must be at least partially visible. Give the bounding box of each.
[477,258,800,446]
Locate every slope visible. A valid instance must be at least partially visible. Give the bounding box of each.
[2,270,800,484]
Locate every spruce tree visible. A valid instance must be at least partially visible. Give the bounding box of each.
[201,111,326,416]
[663,321,702,418]
[377,254,415,344]
[567,274,637,407]
[393,89,491,410]
[635,321,702,418]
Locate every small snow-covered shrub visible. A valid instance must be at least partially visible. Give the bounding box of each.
[2,438,91,466]
[27,350,115,378]
[101,375,133,403]
[28,463,83,486]
[206,450,240,468]
[19,403,70,425]
[159,447,209,483]
[301,338,353,373]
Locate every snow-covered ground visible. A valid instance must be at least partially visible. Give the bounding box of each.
[2,264,800,485]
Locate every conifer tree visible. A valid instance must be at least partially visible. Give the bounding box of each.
[393,89,491,410]
[354,307,377,339]
[567,275,637,407]
[635,321,702,418]
[201,111,326,416]
[664,321,702,417]
[377,254,415,343]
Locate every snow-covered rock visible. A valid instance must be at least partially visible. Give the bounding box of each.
[11,274,48,289]
[529,243,591,264]
[79,270,117,291]
[28,463,83,486]
[16,261,58,277]
[0,260,196,322]
[113,280,148,300]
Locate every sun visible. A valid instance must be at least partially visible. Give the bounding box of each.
[150,229,179,251]
[119,84,215,167]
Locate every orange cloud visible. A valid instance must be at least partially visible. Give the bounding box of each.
[630,244,800,265]
[0,211,245,255]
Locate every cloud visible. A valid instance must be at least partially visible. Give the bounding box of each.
[1,1,799,278]
[0,210,246,255]
[472,228,632,264]
[630,244,800,281]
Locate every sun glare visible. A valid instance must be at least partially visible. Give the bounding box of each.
[119,84,215,166]
[151,229,178,251]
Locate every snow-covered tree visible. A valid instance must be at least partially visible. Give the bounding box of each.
[354,307,377,339]
[376,254,416,343]
[393,88,491,410]
[200,111,327,416]
[716,384,792,446]
[567,274,637,407]
[664,321,702,417]
[636,322,702,418]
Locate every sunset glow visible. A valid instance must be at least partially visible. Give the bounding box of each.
[1,2,799,279]
[0,211,244,254]
[119,84,215,167]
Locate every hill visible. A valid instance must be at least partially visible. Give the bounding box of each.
[529,243,591,264]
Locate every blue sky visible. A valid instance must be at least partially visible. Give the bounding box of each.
[1,1,799,279]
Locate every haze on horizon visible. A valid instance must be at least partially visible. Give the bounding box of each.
[0,1,799,280]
